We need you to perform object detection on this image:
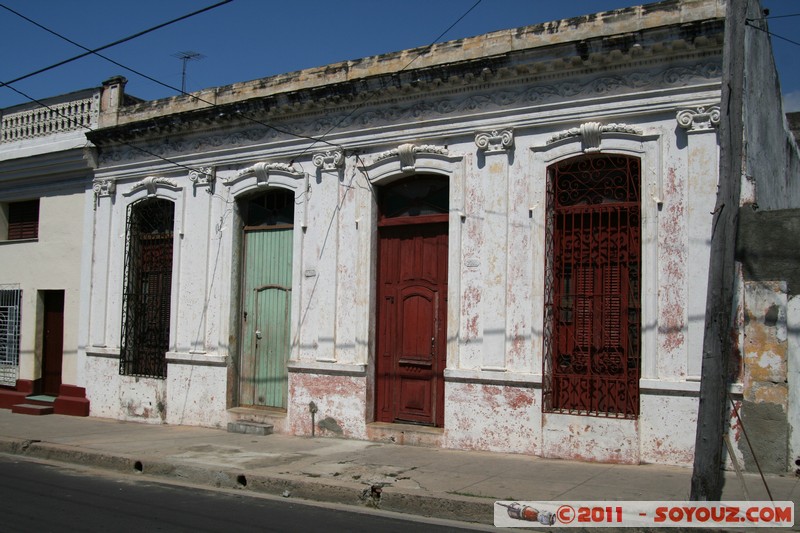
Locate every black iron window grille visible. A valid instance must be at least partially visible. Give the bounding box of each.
[543,155,642,418]
[120,199,175,378]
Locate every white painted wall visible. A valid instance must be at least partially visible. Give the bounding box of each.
[0,190,87,386]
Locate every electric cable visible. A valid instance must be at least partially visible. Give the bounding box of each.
[1,0,343,151]
[2,81,202,175]
[289,0,483,162]
[747,12,800,21]
[745,20,800,48]
[0,0,233,89]
[2,0,485,182]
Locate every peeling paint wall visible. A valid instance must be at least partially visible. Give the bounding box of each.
[740,281,790,473]
[542,413,639,464]
[444,382,539,455]
[166,360,227,428]
[736,208,800,473]
[85,355,168,424]
[288,372,367,439]
[640,394,698,466]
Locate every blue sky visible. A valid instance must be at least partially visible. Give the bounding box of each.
[1,0,799,111]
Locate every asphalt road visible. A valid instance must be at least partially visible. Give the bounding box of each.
[0,455,493,533]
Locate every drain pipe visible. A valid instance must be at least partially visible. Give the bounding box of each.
[309,401,318,437]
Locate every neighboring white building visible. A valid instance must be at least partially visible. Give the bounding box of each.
[0,88,101,415]
[79,0,798,470]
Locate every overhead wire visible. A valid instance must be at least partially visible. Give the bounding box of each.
[2,82,203,176]
[744,19,800,48]
[0,0,233,89]
[0,0,238,175]
[747,12,800,21]
[289,0,484,162]
[1,0,485,211]
[0,0,344,169]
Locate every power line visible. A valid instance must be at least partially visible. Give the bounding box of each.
[2,1,339,148]
[2,81,203,175]
[745,20,800,48]
[747,12,800,21]
[290,0,484,162]
[767,12,800,20]
[0,0,232,89]
[3,0,484,174]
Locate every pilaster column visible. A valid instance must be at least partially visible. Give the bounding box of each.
[677,105,720,379]
[307,150,345,362]
[89,180,115,348]
[474,129,514,371]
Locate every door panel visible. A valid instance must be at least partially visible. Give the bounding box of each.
[41,290,64,396]
[396,286,437,423]
[240,227,292,408]
[376,222,447,426]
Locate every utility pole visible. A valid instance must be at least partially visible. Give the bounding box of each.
[690,0,746,501]
[172,51,205,94]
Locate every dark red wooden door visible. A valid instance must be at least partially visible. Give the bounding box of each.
[376,221,448,426]
[42,290,64,396]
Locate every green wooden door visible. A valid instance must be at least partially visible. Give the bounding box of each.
[240,227,292,408]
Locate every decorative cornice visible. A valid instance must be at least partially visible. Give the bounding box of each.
[546,122,643,152]
[475,129,514,152]
[97,62,721,166]
[188,167,215,186]
[373,143,450,172]
[676,105,720,131]
[92,179,115,197]
[312,150,344,171]
[125,176,181,197]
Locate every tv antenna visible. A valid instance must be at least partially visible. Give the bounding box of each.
[172,51,205,93]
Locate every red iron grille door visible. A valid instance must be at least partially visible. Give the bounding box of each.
[543,155,641,418]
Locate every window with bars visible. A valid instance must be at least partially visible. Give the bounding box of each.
[543,155,641,418]
[0,287,21,386]
[120,199,174,378]
[4,200,40,240]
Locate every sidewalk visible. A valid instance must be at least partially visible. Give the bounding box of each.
[0,409,797,528]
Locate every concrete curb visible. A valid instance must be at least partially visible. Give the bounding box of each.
[0,437,495,525]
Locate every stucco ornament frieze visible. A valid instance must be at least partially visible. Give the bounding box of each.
[373,143,450,172]
[676,105,721,131]
[92,179,116,198]
[312,150,344,171]
[125,176,181,197]
[98,63,720,166]
[546,122,643,152]
[188,167,215,186]
[475,129,514,153]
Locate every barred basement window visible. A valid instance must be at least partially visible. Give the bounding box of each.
[543,155,641,418]
[120,199,175,378]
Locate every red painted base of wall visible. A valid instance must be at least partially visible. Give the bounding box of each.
[54,384,90,417]
[0,381,89,416]
[0,380,34,409]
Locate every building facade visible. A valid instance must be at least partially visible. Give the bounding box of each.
[0,88,101,414]
[78,0,797,469]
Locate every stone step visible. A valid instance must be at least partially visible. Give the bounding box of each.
[12,403,54,416]
[227,421,273,436]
